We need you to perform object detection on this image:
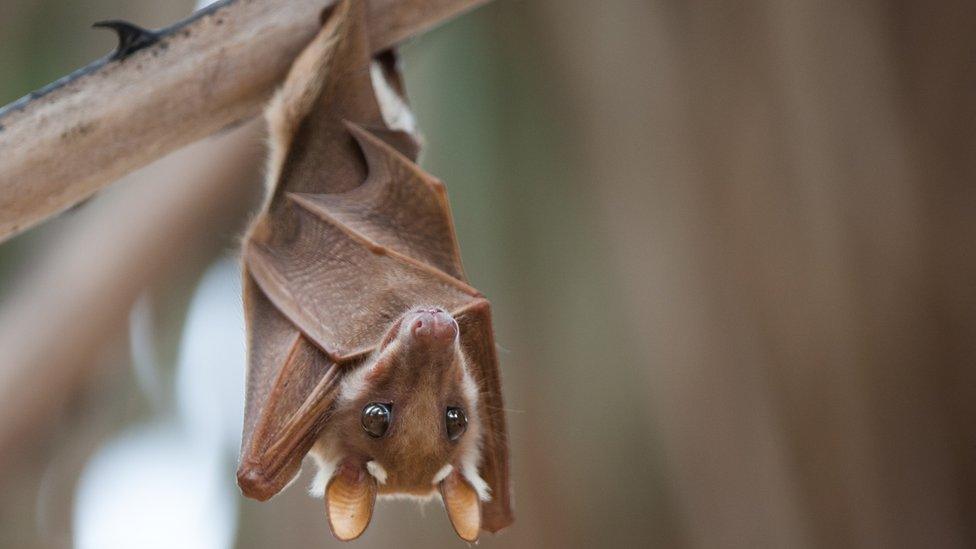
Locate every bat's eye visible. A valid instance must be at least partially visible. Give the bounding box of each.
[445,407,467,441]
[362,403,392,438]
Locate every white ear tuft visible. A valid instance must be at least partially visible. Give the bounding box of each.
[309,466,330,498]
[308,446,339,497]
[369,62,417,135]
[366,460,388,484]
[460,463,491,502]
[431,464,454,485]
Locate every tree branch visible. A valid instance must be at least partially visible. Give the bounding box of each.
[0,0,489,243]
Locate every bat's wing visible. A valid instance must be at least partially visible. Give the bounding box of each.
[238,0,385,500]
[455,299,514,533]
[291,122,467,282]
[244,125,481,360]
[238,273,342,500]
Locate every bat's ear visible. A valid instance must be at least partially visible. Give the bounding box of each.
[439,470,482,542]
[325,461,378,541]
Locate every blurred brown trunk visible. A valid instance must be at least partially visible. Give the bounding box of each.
[890,0,976,543]
[0,120,264,469]
[535,0,976,547]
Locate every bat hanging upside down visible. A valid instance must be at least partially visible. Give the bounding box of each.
[236,0,512,542]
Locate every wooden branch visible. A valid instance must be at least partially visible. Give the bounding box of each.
[0,0,489,243]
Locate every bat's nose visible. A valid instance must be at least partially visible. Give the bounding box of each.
[410,309,458,344]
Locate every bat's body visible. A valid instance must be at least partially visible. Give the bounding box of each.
[236,0,512,541]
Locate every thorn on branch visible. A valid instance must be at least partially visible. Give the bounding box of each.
[0,0,493,244]
[93,20,159,60]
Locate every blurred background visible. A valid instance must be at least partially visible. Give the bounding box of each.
[1,0,975,547]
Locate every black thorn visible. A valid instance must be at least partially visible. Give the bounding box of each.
[93,20,158,61]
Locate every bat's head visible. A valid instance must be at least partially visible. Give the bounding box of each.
[310,306,488,541]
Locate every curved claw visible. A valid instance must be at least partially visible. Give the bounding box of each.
[93,20,158,60]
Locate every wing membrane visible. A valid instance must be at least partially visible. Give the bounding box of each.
[247,197,478,361]
[455,299,514,532]
[238,273,343,500]
[291,122,467,281]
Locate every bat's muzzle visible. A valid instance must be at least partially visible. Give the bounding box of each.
[408,308,458,345]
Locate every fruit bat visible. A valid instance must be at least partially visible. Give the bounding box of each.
[236,0,513,542]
